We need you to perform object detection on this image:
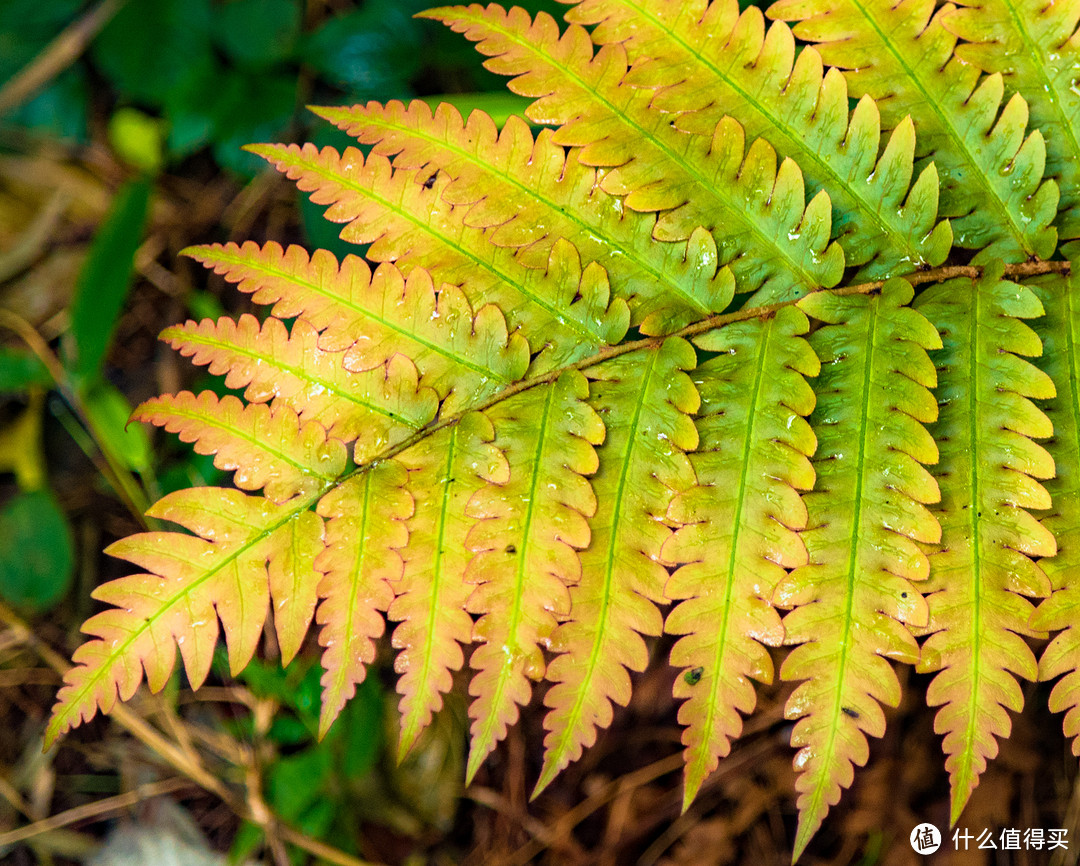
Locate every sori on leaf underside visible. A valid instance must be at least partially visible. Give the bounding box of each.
[44,0,1080,859]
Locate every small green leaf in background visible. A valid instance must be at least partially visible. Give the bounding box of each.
[0,490,74,613]
[64,177,150,384]
[81,382,152,475]
[209,72,298,176]
[184,289,227,323]
[222,656,387,856]
[0,349,52,395]
[8,70,90,142]
[0,392,47,491]
[267,747,332,823]
[0,0,83,79]
[341,678,383,780]
[167,64,298,175]
[228,821,264,865]
[162,62,221,159]
[108,108,165,175]
[419,92,533,129]
[156,451,223,497]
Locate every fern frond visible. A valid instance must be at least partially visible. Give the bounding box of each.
[248,142,630,369]
[311,103,736,333]
[943,1,1080,240]
[775,280,941,859]
[534,337,698,796]
[423,4,845,303]
[912,263,1056,823]
[47,0,1080,852]
[768,0,1059,261]
[161,315,439,460]
[391,413,509,759]
[561,0,953,277]
[1025,273,1080,757]
[314,461,413,737]
[46,488,325,743]
[464,370,604,782]
[662,306,817,810]
[184,242,530,413]
[134,392,347,504]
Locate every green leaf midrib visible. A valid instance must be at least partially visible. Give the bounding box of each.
[167,325,425,428]
[691,323,772,796]
[195,247,510,383]
[847,0,1036,253]
[402,428,460,750]
[468,382,557,781]
[539,347,659,785]
[258,145,605,348]
[797,301,877,857]
[955,287,985,820]
[324,471,375,728]
[144,400,339,482]
[280,516,306,662]
[448,6,833,295]
[337,111,712,317]
[614,0,926,267]
[1060,287,1080,579]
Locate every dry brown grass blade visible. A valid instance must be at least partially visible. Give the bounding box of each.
[0,777,192,847]
[0,191,69,284]
[0,0,125,117]
[0,601,384,866]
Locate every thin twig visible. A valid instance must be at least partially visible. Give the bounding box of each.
[0,0,126,117]
[0,191,69,284]
[0,777,192,848]
[0,309,149,526]
[0,772,35,823]
[0,668,58,687]
[0,310,67,387]
[495,752,685,866]
[466,786,557,847]
[276,824,380,866]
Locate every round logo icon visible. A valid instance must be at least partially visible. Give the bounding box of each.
[910,823,942,854]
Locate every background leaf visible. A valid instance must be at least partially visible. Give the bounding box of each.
[63,177,150,385]
[0,349,52,394]
[215,0,301,68]
[302,0,428,98]
[0,489,74,612]
[90,0,214,106]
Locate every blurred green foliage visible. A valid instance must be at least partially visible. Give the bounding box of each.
[0,174,152,611]
[64,178,150,383]
[0,348,51,393]
[0,489,74,612]
[0,0,88,139]
[2,0,571,174]
[220,651,465,862]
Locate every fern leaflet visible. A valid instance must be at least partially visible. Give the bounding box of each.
[913,264,1056,824]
